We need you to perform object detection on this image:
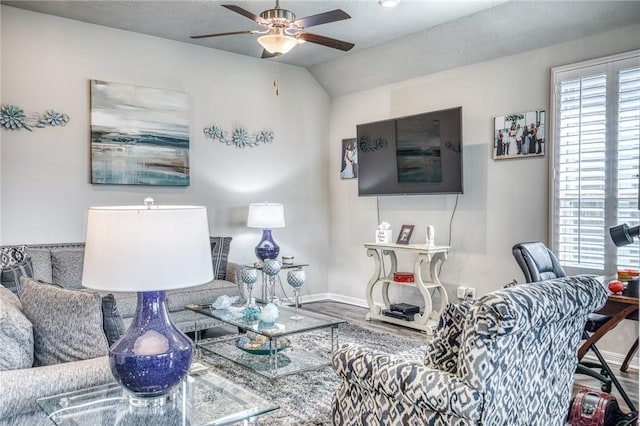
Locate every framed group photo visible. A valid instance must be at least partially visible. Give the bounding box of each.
[493,110,545,160]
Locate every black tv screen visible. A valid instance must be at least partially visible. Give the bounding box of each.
[357,107,463,196]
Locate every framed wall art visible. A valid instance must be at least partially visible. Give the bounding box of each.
[90,80,190,186]
[340,138,358,179]
[493,110,545,160]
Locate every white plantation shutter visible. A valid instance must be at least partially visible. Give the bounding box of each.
[617,66,640,269]
[551,51,640,275]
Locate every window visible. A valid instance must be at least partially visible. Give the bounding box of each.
[551,50,640,276]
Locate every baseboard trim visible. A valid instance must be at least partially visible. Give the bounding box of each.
[302,293,368,308]
[304,292,638,373]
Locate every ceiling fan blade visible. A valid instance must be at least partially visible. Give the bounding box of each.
[261,49,278,59]
[298,32,354,51]
[222,4,268,25]
[294,9,351,29]
[191,30,257,40]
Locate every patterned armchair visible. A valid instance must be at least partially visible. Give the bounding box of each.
[332,276,608,425]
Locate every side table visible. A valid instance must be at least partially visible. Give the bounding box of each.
[244,262,309,304]
[364,243,450,334]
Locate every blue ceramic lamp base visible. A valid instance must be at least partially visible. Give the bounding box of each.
[255,228,280,261]
[109,291,192,400]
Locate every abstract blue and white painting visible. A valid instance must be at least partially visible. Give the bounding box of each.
[90,80,189,186]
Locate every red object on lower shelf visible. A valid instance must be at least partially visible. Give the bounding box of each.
[393,272,415,283]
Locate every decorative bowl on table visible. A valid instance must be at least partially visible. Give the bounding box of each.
[235,334,291,355]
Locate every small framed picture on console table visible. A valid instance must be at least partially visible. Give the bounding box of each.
[396,225,414,244]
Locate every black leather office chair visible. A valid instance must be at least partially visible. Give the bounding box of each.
[512,241,566,282]
[512,242,636,411]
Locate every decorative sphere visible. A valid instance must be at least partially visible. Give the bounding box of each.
[608,280,625,294]
[258,303,279,323]
[287,269,306,288]
[241,306,260,322]
[240,267,258,284]
[262,259,281,276]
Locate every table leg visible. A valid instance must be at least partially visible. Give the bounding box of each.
[269,336,278,379]
[621,338,638,373]
[365,248,383,317]
[261,272,267,302]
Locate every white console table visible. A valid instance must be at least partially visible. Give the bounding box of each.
[364,243,450,334]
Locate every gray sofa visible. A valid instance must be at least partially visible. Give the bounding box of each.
[0,238,243,425]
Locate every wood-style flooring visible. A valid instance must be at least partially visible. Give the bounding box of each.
[302,300,639,413]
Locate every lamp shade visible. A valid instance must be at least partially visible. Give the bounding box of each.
[83,205,213,292]
[247,203,285,229]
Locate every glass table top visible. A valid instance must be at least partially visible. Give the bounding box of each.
[195,304,346,379]
[37,369,278,425]
[198,304,346,338]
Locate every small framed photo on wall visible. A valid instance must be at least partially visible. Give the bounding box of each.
[396,225,415,244]
[340,138,358,179]
[493,110,545,160]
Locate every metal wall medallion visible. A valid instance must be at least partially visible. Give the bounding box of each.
[204,125,274,148]
[1,104,70,131]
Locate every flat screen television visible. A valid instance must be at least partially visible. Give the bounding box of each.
[356,107,463,196]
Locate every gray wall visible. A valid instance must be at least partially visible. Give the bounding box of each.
[0,6,331,299]
[328,23,640,365]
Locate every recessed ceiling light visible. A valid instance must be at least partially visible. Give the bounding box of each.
[378,0,400,7]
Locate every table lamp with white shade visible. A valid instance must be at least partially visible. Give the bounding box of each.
[247,202,285,261]
[82,199,213,401]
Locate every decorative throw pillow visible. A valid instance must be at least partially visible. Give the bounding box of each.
[210,237,232,280]
[25,247,54,282]
[101,294,126,346]
[424,301,473,373]
[19,276,108,366]
[50,248,85,289]
[0,258,34,295]
[0,285,34,370]
[0,245,27,268]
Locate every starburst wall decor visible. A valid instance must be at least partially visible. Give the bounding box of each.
[1,104,70,131]
[203,125,274,148]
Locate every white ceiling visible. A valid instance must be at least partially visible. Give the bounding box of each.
[3,0,640,97]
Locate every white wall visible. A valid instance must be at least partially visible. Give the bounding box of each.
[328,23,640,363]
[0,6,331,299]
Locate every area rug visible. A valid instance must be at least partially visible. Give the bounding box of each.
[199,322,425,425]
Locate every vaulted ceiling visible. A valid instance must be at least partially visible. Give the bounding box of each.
[3,1,640,97]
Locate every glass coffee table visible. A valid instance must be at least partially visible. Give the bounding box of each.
[195,304,345,379]
[37,368,278,425]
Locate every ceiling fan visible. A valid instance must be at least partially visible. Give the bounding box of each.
[191,1,355,58]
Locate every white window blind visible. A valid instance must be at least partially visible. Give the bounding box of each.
[617,66,640,269]
[551,51,640,275]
